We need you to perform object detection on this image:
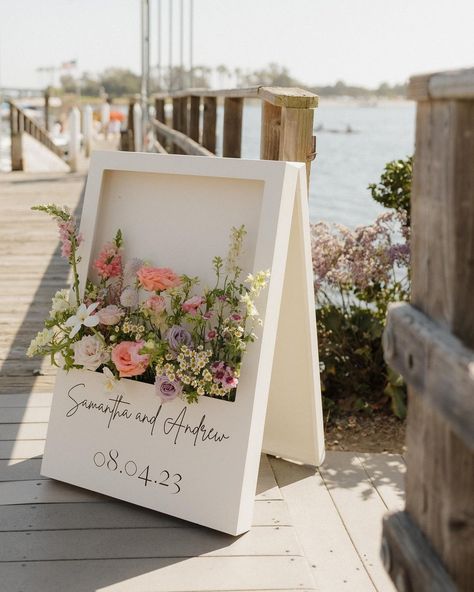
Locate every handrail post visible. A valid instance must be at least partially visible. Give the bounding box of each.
[10,102,23,171]
[44,88,50,132]
[179,96,189,135]
[260,102,281,161]
[154,97,165,122]
[279,106,315,185]
[202,97,217,153]
[223,97,243,158]
[189,95,200,142]
[68,107,80,173]
[258,87,318,187]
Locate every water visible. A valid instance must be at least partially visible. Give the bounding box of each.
[1,101,415,227]
[237,101,415,227]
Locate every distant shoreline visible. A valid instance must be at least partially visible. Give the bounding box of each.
[318,96,411,107]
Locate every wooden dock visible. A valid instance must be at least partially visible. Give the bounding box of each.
[0,170,404,591]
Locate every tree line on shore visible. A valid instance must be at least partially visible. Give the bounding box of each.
[59,63,407,100]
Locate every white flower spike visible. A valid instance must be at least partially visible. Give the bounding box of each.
[65,302,100,338]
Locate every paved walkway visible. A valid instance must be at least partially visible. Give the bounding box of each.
[0,169,404,591]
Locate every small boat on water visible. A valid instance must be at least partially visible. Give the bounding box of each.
[315,123,360,134]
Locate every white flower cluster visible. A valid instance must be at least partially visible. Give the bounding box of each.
[27,328,54,357]
[49,289,72,318]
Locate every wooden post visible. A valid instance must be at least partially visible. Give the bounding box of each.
[68,107,80,172]
[260,101,281,160]
[126,97,138,151]
[172,97,180,130]
[382,68,474,591]
[279,107,314,184]
[202,96,217,154]
[179,96,188,135]
[189,95,200,142]
[133,102,143,151]
[223,97,243,157]
[154,97,165,122]
[82,105,93,158]
[44,88,50,132]
[171,97,181,153]
[10,103,23,171]
[258,87,318,185]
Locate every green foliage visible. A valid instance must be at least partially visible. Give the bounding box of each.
[100,68,140,98]
[318,305,386,412]
[368,156,412,223]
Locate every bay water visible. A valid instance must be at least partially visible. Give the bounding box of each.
[1,101,415,227]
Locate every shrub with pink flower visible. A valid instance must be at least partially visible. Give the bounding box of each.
[310,174,411,420]
[311,211,410,315]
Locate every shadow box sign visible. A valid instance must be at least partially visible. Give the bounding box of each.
[41,151,325,535]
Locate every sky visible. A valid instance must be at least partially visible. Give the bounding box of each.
[0,0,473,89]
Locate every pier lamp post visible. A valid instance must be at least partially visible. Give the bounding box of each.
[140,0,150,150]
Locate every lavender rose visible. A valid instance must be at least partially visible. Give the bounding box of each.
[166,325,193,352]
[155,374,182,403]
[72,335,110,371]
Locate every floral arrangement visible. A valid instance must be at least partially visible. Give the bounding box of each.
[27,204,269,404]
[311,210,410,419]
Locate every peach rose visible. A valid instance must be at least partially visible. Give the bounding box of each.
[137,266,181,292]
[111,340,150,378]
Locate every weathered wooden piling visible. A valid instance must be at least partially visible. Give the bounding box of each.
[382,67,474,592]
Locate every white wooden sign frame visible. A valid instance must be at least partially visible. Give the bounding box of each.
[41,152,324,535]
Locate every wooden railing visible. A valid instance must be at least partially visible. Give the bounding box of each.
[122,86,318,183]
[9,100,66,171]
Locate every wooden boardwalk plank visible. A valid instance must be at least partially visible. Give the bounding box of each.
[270,456,377,592]
[0,479,104,505]
[0,440,45,459]
[0,556,315,592]
[319,452,396,592]
[0,423,48,441]
[0,407,51,423]
[0,500,291,531]
[0,459,43,482]
[0,393,53,407]
[0,526,301,561]
[356,453,406,512]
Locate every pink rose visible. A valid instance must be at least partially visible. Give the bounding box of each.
[137,266,181,292]
[111,340,150,378]
[144,295,166,314]
[182,295,204,316]
[97,305,123,326]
